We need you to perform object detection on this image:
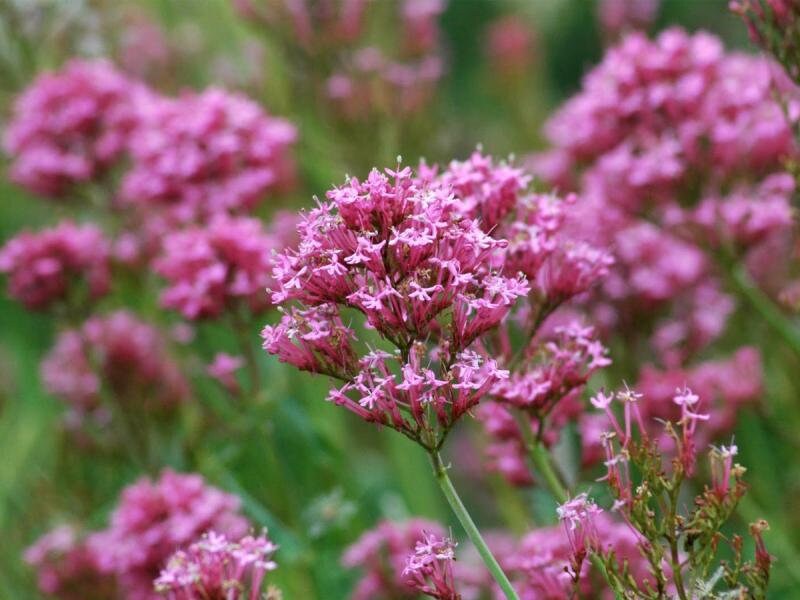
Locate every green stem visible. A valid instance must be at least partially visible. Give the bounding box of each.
[429,451,520,600]
[231,309,261,394]
[727,264,800,357]
[512,411,568,501]
[512,411,612,586]
[667,489,690,600]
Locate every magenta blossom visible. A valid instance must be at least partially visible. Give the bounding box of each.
[25,526,115,600]
[207,353,244,394]
[3,59,147,197]
[89,470,249,600]
[155,215,280,320]
[120,88,296,224]
[154,530,277,599]
[0,221,111,311]
[263,161,526,446]
[41,311,189,431]
[403,532,459,600]
[343,519,447,600]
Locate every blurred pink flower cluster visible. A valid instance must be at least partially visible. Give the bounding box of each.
[88,470,250,600]
[0,221,111,311]
[120,88,296,224]
[155,214,295,320]
[342,518,447,600]
[344,513,652,600]
[2,59,148,197]
[154,530,277,599]
[597,0,660,41]
[530,28,795,435]
[24,526,116,600]
[26,471,253,600]
[1,58,298,319]
[41,311,189,431]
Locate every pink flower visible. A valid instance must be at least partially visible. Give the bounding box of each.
[40,311,189,430]
[635,347,762,442]
[485,16,537,79]
[403,532,459,600]
[479,323,610,486]
[478,515,651,598]
[264,161,527,443]
[24,526,115,600]
[531,28,798,361]
[709,443,738,499]
[557,493,603,578]
[0,221,111,311]
[206,353,244,394]
[402,0,446,55]
[89,470,249,600]
[155,215,279,320]
[3,59,147,197]
[343,519,446,600]
[120,88,296,224]
[598,0,659,40]
[154,530,277,599]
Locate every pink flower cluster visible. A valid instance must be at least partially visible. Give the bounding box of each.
[502,514,647,599]
[24,526,116,600]
[539,29,796,188]
[120,88,296,224]
[263,162,527,443]
[41,311,189,429]
[154,530,277,599]
[439,152,613,309]
[2,59,146,197]
[402,532,459,600]
[88,470,250,600]
[484,16,537,80]
[342,519,446,600]
[0,221,111,311]
[533,29,796,296]
[529,28,793,439]
[635,346,762,443]
[155,215,283,320]
[556,494,602,579]
[479,323,610,485]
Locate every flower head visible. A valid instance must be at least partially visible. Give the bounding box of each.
[264,160,527,445]
[0,221,111,311]
[154,530,277,599]
[41,311,189,432]
[89,470,249,600]
[155,214,280,319]
[3,59,146,197]
[557,493,603,577]
[24,526,115,600]
[343,519,447,600]
[402,532,459,600]
[120,88,296,224]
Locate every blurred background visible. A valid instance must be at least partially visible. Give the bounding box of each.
[4,0,798,598]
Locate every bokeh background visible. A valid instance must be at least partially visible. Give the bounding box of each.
[3,0,798,598]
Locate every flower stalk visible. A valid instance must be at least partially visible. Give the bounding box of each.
[429,450,519,600]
